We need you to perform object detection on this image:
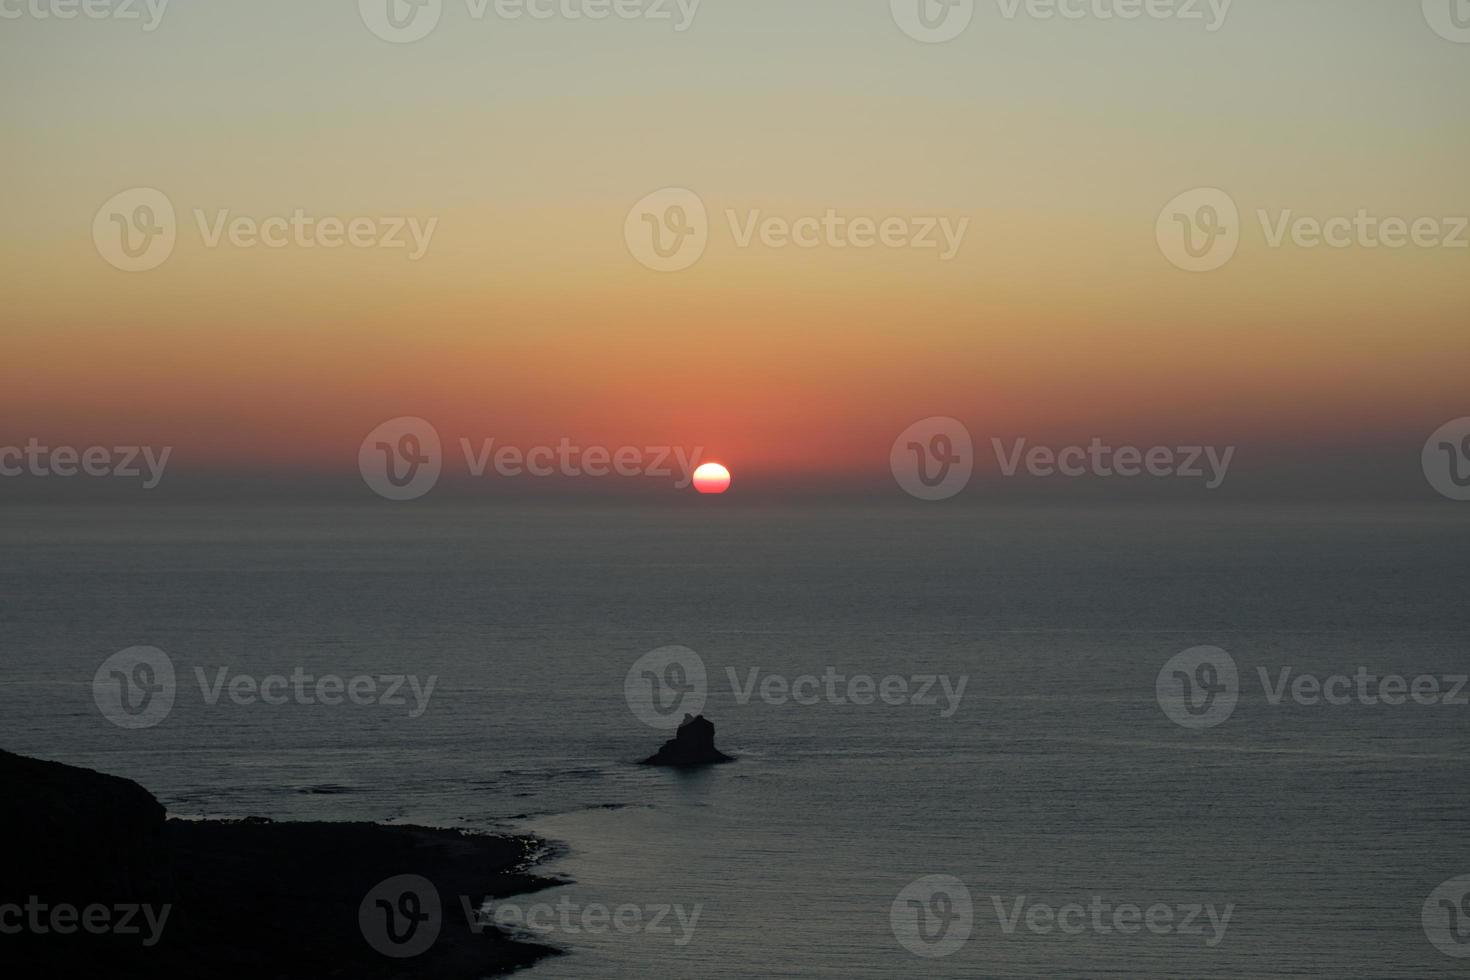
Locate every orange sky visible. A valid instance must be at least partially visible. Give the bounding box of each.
[3,2,1467,493]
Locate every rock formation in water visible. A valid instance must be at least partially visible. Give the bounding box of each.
[640,714,735,767]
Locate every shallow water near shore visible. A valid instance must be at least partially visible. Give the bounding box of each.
[3,502,1468,977]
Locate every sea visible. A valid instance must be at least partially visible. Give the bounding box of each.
[3,502,1467,978]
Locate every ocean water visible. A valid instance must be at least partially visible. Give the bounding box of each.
[3,502,1468,977]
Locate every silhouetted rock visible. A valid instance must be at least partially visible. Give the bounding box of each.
[1,749,169,904]
[0,748,562,978]
[640,714,734,767]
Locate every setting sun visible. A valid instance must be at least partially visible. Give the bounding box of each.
[692,463,732,495]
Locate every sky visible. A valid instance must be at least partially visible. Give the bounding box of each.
[2,0,1468,498]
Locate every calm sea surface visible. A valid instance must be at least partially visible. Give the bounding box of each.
[3,503,1467,977]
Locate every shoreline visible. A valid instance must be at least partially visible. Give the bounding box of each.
[2,749,568,978]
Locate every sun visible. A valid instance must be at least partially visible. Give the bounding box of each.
[692,462,732,494]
